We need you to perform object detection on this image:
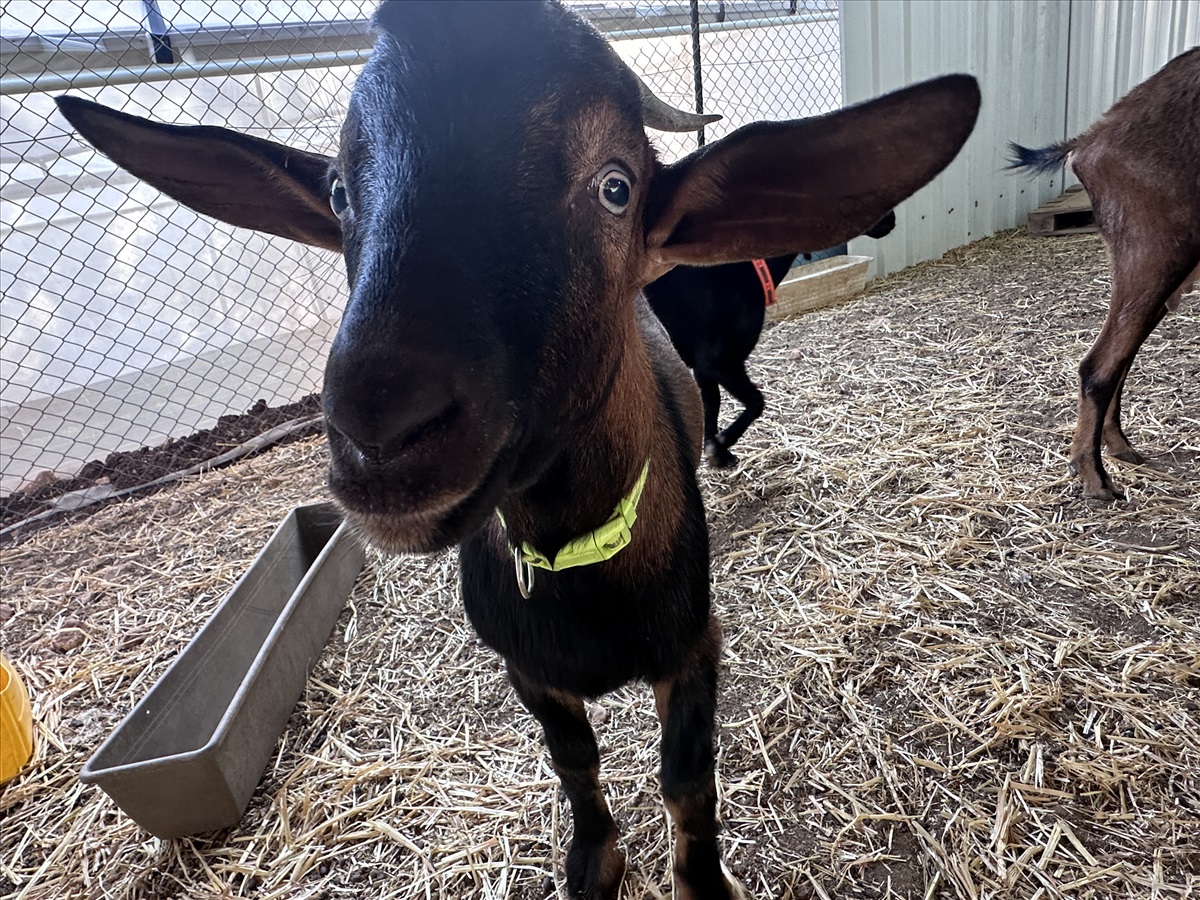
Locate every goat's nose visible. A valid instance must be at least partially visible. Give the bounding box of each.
[322,351,458,461]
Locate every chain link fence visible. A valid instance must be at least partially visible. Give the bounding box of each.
[0,0,841,521]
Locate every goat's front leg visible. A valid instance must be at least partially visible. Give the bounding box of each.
[508,665,625,899]
[653,622,747,900]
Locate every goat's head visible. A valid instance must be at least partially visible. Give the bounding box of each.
[56,0,979,554]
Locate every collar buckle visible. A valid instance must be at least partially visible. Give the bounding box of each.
[513,545,535,599]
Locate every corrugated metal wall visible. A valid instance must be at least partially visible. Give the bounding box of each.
[1065,0,1199,136]
[841,0,1199,278]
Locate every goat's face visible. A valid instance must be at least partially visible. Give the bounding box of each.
[321,3,663,551]
[55,0,981,553]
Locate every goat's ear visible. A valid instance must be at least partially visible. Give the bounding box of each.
[643,74,980,273]
[54,96,342,251]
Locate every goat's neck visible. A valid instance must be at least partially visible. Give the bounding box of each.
[498,319,683,575]
[768,253,802,285]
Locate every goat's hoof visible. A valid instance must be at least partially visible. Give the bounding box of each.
[565,834,625,900]
[1082,481,1119,502]
[1110,447,1145,464]
[704,442,738,469]
[1069,454,1122,501]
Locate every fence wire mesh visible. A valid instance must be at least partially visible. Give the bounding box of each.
[0,0,841,524]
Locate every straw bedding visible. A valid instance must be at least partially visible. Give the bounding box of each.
[1,230,1197,900]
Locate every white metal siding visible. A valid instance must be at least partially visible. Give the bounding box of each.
[841,0,1198,278]
[1065,0,1199,136]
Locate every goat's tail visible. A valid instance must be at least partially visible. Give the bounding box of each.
[1006,140,1076,176]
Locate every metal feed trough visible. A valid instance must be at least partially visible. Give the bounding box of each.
[80,503,365,838]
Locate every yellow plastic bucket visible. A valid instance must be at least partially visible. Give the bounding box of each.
[1,654,34,783]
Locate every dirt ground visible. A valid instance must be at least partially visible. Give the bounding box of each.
[1,230,1197,900]
[0,395,324,537]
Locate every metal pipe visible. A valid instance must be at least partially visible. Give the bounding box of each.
[606,11,835,41]
[690,0,707,147]
[1,48,373,96]
[1,12,834,97]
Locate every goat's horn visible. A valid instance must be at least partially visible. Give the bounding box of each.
[632,71,721,132]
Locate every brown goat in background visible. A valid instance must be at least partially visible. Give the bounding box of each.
[1009,47,1200,501]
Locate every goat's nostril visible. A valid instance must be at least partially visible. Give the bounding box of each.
[324,383,461,466]
[356,442,383,465]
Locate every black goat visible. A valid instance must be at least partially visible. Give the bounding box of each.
[644,213,895,467]
[1009,47,1200,500]
[55,2,979,896]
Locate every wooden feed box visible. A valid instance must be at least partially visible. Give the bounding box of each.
[767,255,872,322]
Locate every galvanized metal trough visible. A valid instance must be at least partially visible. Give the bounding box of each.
[81,502,365,839]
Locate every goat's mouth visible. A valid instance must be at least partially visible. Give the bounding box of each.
[326,424,514,554]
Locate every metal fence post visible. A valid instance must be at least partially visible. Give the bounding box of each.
[690,0,706,147]
[141,0,175,64]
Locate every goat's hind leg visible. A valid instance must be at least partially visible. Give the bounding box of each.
[1105,259,1200,463]
[712,366,765,463]
[1100,306,1165,464]
[698,374,736,469]
[508,666,625,899]
[1103,259,1200,465]
[653,621,747,900]
[1101,366,1141,463]
[1071,255,1182,500]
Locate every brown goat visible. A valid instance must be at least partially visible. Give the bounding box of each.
[1009,47,1200,500]
[55,3,979,896]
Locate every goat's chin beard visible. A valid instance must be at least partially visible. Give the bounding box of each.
[344,508,463,555]
[328,454,511,555]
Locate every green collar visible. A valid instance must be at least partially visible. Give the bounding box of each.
[499,460,650,597]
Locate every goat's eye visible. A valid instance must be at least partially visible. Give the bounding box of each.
[595,166,632,215]
[330,178,349,217]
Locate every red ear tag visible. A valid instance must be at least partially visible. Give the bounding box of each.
[752,258,776,307]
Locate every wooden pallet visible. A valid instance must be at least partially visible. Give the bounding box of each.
[1026,185,1097,235]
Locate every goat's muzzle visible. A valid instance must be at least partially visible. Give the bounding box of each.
[321,339,515,553]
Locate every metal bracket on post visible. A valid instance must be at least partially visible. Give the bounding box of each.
[141,0,175,64]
